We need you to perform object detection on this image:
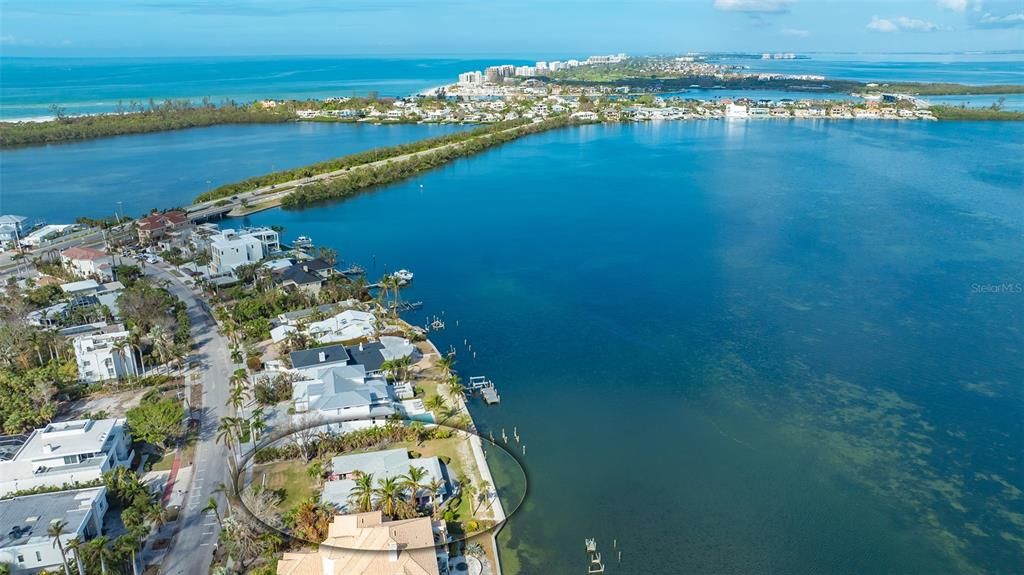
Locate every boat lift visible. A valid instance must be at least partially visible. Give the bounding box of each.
[467,375,500,405]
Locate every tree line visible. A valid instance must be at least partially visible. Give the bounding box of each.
[195,119,533,201]
[0,99,295,148]
[281,117,576,208]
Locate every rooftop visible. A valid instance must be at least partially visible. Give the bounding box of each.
[0,487,104,549]
[290,344,350,370]
[60,279,101,293]
[61,246,108,261]
[276,511,442,575]
[13,419,123,462]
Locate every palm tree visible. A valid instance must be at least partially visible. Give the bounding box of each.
[83,535,114,575]
[216,416,241,452]
[203,497,223,528]
[460,479,477,516]
[348,472,375,513]
[151,325,174,374]
[400,466,428,509]
[476,479,492,513]
[394,355,414,382]
[437,354,456,378]
[427,478,445,519]
[110,339,132,386]
[47,520,71,575]
[65,538,85,575]
[445,375,464,398]
[249,406,267,441]
[374,476,402,519]
[424,394,447,413]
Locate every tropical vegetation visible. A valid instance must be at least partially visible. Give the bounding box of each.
[0,99,295,148]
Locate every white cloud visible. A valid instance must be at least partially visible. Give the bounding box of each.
[867,15,945,32]
[937,0,968,12]
[867,16,899,31]
[713,0,794,14]
[780,27,810,37]
[976,10,1024,26]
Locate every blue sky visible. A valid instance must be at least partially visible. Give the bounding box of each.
[1,0,1021,57]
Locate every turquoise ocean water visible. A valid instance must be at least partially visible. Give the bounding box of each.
[2,54,1021,119]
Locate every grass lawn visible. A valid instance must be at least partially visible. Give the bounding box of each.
[149,451,175,472]
[255,461,316,510]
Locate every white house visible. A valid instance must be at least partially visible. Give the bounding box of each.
[0,418,133,497]
[209,228,280,275]
[0,487,108,574]
[60,246,114,282]
[291,364,394,430]
[307,310,377,343]
[72,325,139,383]
[0,215,28,248]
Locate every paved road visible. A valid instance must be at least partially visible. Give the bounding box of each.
[145,264,233,575]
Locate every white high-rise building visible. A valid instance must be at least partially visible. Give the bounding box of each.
[458,71,483,86]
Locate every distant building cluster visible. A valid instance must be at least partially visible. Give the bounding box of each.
[457,53,627,86]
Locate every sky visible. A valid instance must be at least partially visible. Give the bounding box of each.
[0,0,1022,58]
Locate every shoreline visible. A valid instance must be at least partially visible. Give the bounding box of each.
[424,338,507,575]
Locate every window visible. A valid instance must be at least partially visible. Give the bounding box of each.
[35,551,42,561]
[17,554,23,563]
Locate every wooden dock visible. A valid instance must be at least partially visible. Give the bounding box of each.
[468,375,501,405]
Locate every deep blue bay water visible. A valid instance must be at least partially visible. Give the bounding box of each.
[224,120,1024,574]
[0,122,467,222]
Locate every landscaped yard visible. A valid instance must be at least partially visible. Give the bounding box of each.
[254,460,316,509]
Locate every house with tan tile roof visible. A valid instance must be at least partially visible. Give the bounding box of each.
[61,245,114,281]
[276,511,449,575]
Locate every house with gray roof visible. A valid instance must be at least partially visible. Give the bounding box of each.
[289,345,350,371]
[291,365,394,431]
[0,486,107,574]
[321,448,448,512]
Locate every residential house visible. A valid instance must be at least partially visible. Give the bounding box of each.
[0,487,108,574]
[289,345,351,371]
[276,511,449,575]
[306,310,377,343]
[321,448,448,512]
[0,419,133,496]
[72,324,139,383]
[60,246,113,282]
[20,224,77,248]
[290,364,394,429]
[274,264,323,296]
[60,279,102,297]
[0,215,28,248]
[209,228,278,275]
[136,210,189,244]
[345,336,420,376]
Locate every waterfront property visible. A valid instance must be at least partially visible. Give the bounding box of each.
[321,447,449,512]
[276,511,449,575]
[291,364,394,428]
[0,418,133,496]
[0,487,108,574]
[136,210,190,244]
[208,227,281,275]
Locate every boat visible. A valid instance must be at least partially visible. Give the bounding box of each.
[392,269,414,283]
[339,264,365,276]
[292,236,314,249]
